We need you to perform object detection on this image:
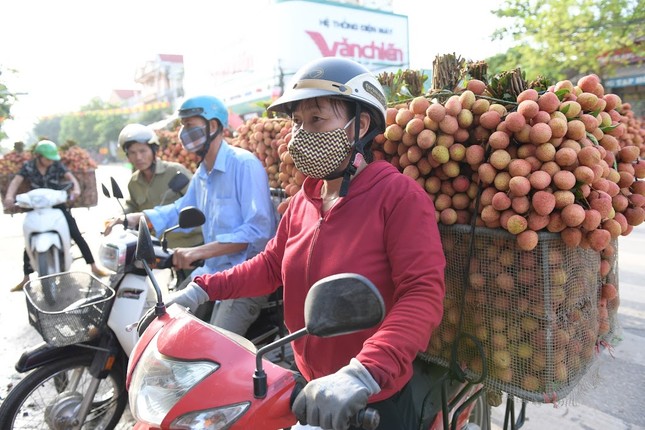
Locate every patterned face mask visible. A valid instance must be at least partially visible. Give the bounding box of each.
[179,125,208,153]
[288,119,354,179]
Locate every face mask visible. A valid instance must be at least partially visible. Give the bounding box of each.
[179,125,208,153]
[288,119,354,179]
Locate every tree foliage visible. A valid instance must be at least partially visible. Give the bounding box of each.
[36,100,172,151]
[58,98,127,151]
[0,67,18,141]
[33,117,62,143]
[490,0,645,80]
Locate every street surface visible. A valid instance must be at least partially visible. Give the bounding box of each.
[0,164,643,429]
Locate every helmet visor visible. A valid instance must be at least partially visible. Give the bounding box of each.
[178,107,205,119]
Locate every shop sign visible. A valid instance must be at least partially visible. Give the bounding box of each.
[604,74,645,88]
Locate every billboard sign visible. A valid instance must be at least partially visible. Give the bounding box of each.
[204,0,408,114]
[273,0,409,75]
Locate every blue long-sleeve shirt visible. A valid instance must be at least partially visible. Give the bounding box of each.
[144,141,277,277]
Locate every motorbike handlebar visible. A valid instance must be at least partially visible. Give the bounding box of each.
[155,247,204,270]
[190,259,204,268]
[351,408,380,430]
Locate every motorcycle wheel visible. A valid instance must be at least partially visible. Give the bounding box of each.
[37,247,60,305]
[0,354,127,430]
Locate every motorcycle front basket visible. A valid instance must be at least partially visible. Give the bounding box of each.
[24,271,115,347]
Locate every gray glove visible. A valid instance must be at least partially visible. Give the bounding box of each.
[137,282,209,336]
[167,281,210,313]
[292,358,381,430]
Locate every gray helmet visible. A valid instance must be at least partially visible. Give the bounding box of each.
[118,124,159,153]
[268,57,387,133]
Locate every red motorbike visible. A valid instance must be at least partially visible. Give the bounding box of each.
[125,218,491,430]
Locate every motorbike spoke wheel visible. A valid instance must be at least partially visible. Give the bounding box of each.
[0,354,127,430]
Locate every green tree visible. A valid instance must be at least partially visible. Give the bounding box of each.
[33,116,62,143]
[0,67,18,141]
[490,0,645,80]
[58,98,127,151]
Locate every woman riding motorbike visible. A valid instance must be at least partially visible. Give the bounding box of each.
[4,139,109,291]
[158,57,447,430]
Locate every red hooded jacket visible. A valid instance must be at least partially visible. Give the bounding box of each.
[194,160,446,402]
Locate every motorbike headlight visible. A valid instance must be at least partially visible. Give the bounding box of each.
[98,241,126,273]
[129,333,219,426]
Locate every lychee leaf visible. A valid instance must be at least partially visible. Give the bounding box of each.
[555,89,570,101]
[560,104,570,114]
[600,123,619,132]
[573,185,588,207]
[586,132,599,146]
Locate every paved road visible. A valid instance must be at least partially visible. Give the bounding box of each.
[0,164,643,429]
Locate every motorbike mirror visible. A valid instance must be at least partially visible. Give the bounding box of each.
[134,217,157,265]
[168,172,190,193]
[304,273,385,337]
[135,217,167,316]
[160,206,205,252]
[101,183,111,198]
[177,206,206,229]
[253,274,384,399]
[110,177,124,199]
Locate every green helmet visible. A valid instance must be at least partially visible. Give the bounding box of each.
[35,140,61,161]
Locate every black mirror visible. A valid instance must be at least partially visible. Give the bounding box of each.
[101,183,111,198]
[304,273,385,337]
[168,172,190,193]
[177,206,205,229]
[135,217,156,265]
[110,177,124,199]
[159,206,205,252]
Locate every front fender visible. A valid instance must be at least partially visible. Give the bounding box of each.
[15,341,96,373]
[31,232,62,253]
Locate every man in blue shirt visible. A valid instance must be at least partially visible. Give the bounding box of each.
[113,96,277,335]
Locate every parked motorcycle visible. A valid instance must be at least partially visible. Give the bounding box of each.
[13,185,73,304]
[126,219,491,430]
[0,206,206,430]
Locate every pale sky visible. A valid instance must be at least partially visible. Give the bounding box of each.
[1,0,511,148]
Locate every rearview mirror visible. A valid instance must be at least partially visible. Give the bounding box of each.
[110,177,124,199]
[135,217,156,265]
[304,273,385,337]
[168,172,190,193]
[101,183,111,198]
[177,206,206,229]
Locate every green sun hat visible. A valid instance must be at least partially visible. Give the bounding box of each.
[34,140,61,161]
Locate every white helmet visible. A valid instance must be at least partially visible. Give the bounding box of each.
[118,124,159,153]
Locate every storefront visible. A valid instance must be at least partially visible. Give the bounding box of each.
[600,40,644,117]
